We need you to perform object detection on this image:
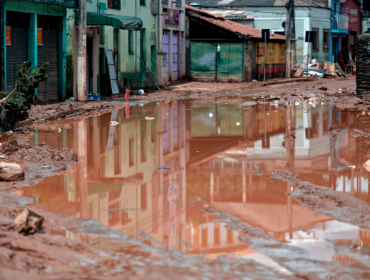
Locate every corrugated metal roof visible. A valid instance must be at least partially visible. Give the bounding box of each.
[186,4,286,40]
[207,10,253,20]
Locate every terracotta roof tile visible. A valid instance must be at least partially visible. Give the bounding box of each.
[186,5,286,40]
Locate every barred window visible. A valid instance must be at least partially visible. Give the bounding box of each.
[323,30,330,52]
[312,28,319,52]
[108,0,121,9]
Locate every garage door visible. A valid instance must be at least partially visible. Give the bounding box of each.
[37,15,59,101]
[6,12,29,93]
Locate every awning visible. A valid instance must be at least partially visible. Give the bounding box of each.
[75,12,143,31]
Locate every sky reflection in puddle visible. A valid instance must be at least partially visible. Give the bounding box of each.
[23,97,370,263]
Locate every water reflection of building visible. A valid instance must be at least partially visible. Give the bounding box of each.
[24,98,370,259]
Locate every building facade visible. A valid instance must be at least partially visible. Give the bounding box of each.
[190,0,332,66]
[69,0,157,98]
[2,0,73,101]
[339,0,361,64]
[153,0,186,84]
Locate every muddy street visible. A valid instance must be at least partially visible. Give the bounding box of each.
[2,78,370,279]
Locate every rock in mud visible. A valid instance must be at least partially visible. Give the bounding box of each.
[0,162,25,181]
[10,208,44,235]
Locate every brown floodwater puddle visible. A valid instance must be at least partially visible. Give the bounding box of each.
[19,97,370,264]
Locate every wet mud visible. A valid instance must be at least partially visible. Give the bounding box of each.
[3,77,370,279]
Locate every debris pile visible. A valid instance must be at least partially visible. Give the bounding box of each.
[293,60,348,78]
[1,139,77,172]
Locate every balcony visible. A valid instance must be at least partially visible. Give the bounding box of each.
[27,0,77,8]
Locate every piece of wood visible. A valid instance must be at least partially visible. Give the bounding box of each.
[294,69,303,77]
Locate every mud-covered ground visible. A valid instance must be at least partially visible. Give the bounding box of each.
[3,76,370,279]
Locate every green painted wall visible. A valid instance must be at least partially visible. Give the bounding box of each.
[85,0,157,90]
[5,0,68,99]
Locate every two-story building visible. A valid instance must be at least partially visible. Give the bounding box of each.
[152,0,186,84]
[69,0,156,98]
[1,0,75,102]
[339,0,361,65]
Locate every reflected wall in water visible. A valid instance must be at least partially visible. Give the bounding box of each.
[24,99,370,260]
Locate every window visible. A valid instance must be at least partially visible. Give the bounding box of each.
[140,119,147,162]
[108,0,121,9]
[201,227,208,247]
[129,138,135,167]
[140,0,145,6]
[312,28,319,52]
[176,0,181,6]
[141,183,147,210]
[114,125,121,175]
[227,228,234,243]
[214,226,220,245]
[128,30,133,54]
[323,30,330,52]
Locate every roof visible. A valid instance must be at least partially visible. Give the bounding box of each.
[186,5,286,40]
[189,0,275,7]
[188,0,328,8]
[75,12,143,31]
[207,10,254,20]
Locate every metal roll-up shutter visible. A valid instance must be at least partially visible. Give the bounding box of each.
[6,12,29,93]
[37,15,59,101]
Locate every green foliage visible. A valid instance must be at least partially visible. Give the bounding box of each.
[0,60,49,130]
[0,91,28,130]
[15,60,49,103]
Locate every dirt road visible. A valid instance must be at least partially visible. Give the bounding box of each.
[2,76,370,279]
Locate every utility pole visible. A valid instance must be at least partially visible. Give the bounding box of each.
[77,0,87,101]
[285,0,292,78]
[291,0,295,68]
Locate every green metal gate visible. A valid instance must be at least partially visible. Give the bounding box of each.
[190,42,244,80]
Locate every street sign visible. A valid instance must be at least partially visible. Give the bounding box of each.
[262,29,270,42]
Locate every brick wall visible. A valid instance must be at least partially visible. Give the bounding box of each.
[356,36,370,100]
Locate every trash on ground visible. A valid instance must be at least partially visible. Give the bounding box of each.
[240,101,257,107]
[253,170,264,175]
[109,121,119,126]
[157,166,170,170]
[0,162,25,181]
[145,117,155,120]
[65,97,75,102]
[319,87,328,91]
[10,208,44,235]
[328,127,341,133]
[236,122,241,126]
[209,113,213,117]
